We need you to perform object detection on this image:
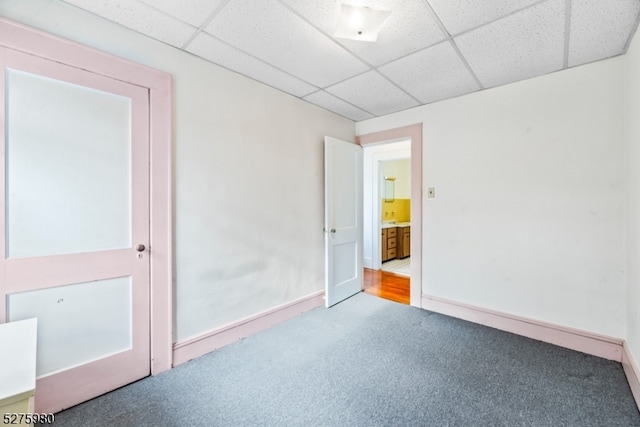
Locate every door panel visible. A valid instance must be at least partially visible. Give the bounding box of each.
[1,47,150,413]
[5,67,132,259]
[324,136,363,307]
[8,277,132,377]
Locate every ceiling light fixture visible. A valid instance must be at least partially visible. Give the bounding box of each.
[334,4,392,42]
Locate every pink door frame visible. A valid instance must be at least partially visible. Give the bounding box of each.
[357,124,422,307]
[0,18,173,375]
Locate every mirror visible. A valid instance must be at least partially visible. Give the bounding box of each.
[384,176,395,202]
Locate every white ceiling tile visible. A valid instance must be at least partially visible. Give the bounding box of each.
[187,32,317,98]
[280,0,447,66]
[137,0,226,27]
[278,0,369,35]
[569,0,640,67]
[427,0,543,35]
[205,0,368,87]
[60,0,640,120]
[379,41,480,104]
[62,0,197,47]
[326,71,419,116]
[455,0,565,89]
[304,91,374,121]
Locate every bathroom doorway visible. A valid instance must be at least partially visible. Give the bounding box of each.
[362,140,411,305]
[379,158,411,277]
[362,139,411,273]
[358,123,422,307]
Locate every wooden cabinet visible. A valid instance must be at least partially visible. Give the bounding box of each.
[381,228,388,261]
[382,227,396,262]
[386,227,397,261]
[397,226,410,259]
[382,225,410,262]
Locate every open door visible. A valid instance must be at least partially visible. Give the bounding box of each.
[324,136,363,307]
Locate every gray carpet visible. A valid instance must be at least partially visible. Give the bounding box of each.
[46,293,640,426]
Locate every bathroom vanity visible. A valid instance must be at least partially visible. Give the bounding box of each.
[381,223,410,262]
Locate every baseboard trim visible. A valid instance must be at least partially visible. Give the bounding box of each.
[623,342,640,409]
[421,295,623,361]
[173,291,325,367]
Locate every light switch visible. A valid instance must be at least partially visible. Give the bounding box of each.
[427,187,436,199]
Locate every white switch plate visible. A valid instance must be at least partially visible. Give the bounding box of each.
[427,187,436,199]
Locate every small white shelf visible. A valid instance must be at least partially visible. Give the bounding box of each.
[0,318,37,418]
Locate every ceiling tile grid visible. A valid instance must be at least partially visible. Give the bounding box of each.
[59,0,640,121]
[454,0,566,89]
[568,0,640,67]
[62,0,197,48]
[204,0,369,88]
[187,32,317,97]
[378,40,481,104]
[304,90,374,121]
[326,70,420,116]
[136,0,226,28]
[428,0,546,35]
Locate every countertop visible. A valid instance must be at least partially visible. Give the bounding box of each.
[382,222,410,229]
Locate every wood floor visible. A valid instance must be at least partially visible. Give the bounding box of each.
[363,268,410,305]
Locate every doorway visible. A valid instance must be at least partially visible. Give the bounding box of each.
[363,140,411,272]
[362,141,411,305]
[357,124,423,307]
[379,157,411,277]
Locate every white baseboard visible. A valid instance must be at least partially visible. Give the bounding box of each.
[172,291,324,367]
[421,295,623,361]
[623,342,640,409]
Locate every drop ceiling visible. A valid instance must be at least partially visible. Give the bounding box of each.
[60,0,640,121]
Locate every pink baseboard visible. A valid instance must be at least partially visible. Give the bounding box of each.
[623,342,640,409]
[421,295,623,361]
[172,291,324,366]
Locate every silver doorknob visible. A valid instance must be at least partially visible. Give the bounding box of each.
[330,229,336,233]
[136,244,146,252]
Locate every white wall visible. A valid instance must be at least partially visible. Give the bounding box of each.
[357,58,627,338]
[0,0,355,343]
[625,30,640,364]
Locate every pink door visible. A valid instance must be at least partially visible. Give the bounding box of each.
[0,47,151,413]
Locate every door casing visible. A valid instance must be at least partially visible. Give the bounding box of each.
[0,18,172,378]
[357,124,423,307]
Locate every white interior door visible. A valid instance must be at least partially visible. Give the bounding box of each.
[324,136,363,307]
[0,47,150,413]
